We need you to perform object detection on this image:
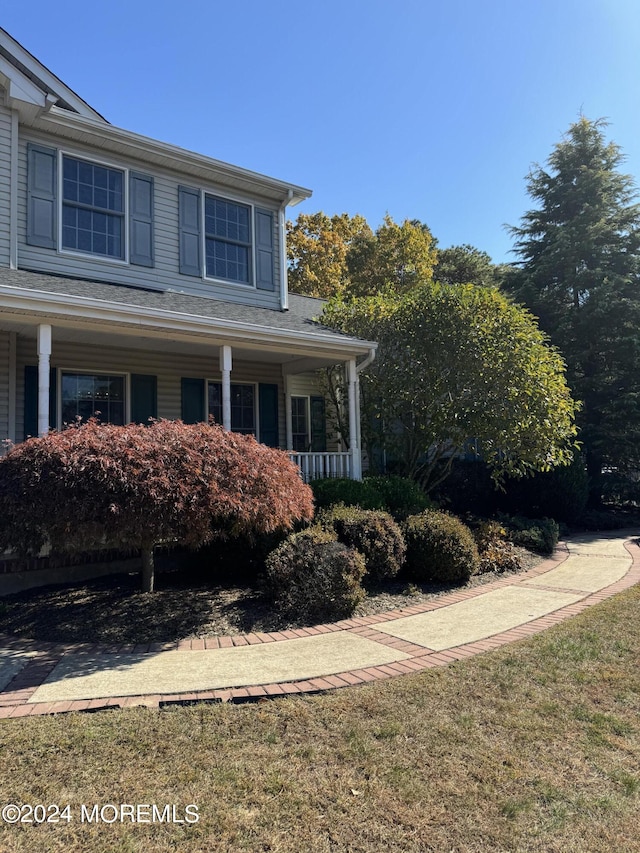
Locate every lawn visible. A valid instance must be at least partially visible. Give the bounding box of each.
[0,584,638,852]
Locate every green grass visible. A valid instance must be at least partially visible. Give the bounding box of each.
[1,585,639,852]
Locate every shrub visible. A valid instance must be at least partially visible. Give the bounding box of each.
[472,521,523,574]
[0,420,314,592]
[310,478,386,511]
[264,528,366,622]
[403,510,479,584]
[432,459,501,516]
[499,514,559,555]
[318,504,406,582]
[499,456,589,524]
[364,475,433,520]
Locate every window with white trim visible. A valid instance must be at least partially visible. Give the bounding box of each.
[291,395,310,452]
[61,155,125,259]
[208,382,256,435]
[204,195,251,284]
[60,372,126,426]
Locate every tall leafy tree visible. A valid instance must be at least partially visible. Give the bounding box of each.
[435,243,506,288]
[323,284,578,492]
[286,212,372,298]
[507,117,640,501]
[287,212,437,298]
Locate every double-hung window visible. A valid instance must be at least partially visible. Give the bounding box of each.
[61,156,125,259]
[204,196,251,284]
[60,371,126,426]
[208,382,256,435]
[291,396,310,452]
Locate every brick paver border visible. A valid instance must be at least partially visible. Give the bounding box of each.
[0,536,638,718]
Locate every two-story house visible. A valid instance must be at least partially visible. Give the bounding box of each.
[0,28,375,480]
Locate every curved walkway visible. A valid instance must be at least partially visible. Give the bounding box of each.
[1,530,639,718]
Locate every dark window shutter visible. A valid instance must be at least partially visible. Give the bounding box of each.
[255,208,275,291]
[24,366,56,439]
[131,374,157,424]
[259,383,279,447]
[181,377,205,424]
[310,395,327,452]
[27,144,57,249]
[129,172,154,267]
[178,186,202,276]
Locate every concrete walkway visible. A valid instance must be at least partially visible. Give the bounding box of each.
[1,531,639,717]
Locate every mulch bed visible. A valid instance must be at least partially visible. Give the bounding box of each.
[0,546,543,646]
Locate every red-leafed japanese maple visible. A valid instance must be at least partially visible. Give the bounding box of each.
[0,419,314,592]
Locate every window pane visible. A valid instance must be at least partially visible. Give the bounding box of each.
[61,156,125,256]
[61,373,125,426]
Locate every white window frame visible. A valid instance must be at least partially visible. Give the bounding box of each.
[291,394,311,452]
[57,368,131,430]
[207,379,259,436]
[57,149,129,265]
[201,189,257,288]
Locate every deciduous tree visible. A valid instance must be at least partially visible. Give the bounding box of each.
[0,420,314,592]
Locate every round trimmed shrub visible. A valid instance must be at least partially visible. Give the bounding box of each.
[319,504,406,582]
[265,528,366,622]
[403,510,479,584]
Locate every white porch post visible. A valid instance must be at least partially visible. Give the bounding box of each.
[347,358,362,480]
[220,345,232,430]
[37,324,52,437]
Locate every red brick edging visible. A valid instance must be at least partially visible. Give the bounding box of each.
[1,537,639,718]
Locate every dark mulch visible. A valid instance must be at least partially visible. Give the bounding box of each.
[0,547,543,646]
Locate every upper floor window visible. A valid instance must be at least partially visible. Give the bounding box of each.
[61,156,125,259]
[204,196,251,284]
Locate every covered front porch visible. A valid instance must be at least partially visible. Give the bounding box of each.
[0,270,376,481]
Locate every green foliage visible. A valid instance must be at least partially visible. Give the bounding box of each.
[507,117,640,503]
[499,515,559,555]
[501,456,589,524]
[264,528,366,622]
[0,420,314,592]
[310,478,386,511]
[363,475,433,520]
[432,459,500,516]
[403,510,480,584]
[318,504,406,582]
[323,282,578,492]
[435,244,504,287]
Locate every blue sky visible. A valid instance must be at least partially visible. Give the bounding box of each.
[4,0,640,263]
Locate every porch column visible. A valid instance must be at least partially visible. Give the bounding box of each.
[347,358,362,480]
[219,345,232,430]
[37,324,52,437]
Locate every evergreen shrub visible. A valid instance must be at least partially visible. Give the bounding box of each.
[319,504,406,582]
[264,528,366,622]
[403,510,479,584]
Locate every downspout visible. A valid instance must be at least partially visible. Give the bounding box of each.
[354,347,376,477]
[279,190,293,311]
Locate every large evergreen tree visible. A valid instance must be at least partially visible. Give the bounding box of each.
[507,117,640,502]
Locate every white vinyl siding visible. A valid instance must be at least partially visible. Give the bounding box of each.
[0,101,12,266]
[14,337,286,446]
[17,131,281,310]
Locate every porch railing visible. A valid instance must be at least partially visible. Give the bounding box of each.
[289,451,352,482]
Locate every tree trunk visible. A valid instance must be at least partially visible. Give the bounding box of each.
[141,545,155,593]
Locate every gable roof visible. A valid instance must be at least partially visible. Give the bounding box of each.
[0,28,105,120]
